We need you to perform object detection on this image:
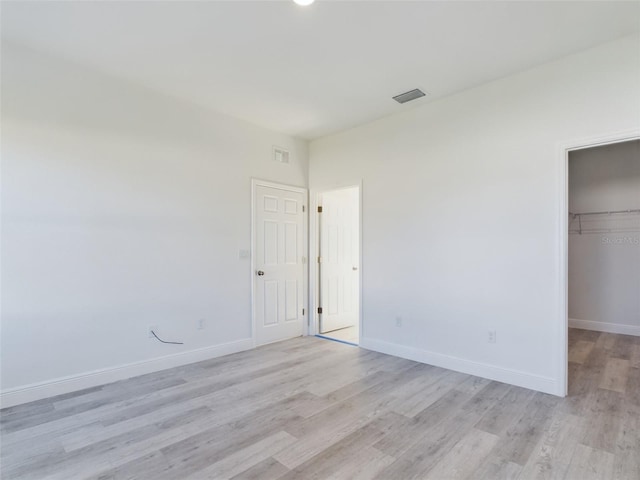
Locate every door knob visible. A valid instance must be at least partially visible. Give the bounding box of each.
[352,266,358,271]
[257,270,265,276]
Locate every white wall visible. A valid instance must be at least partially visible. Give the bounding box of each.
[0,42,308,405]
[568,141,640,335]
[309,34,640,395]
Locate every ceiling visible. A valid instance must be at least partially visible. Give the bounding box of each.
[2,1,639,140]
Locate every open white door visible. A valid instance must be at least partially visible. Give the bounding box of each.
[253,181,306,346]
[319,187,359,334]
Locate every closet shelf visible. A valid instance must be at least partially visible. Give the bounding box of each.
[569,209,640,235]
[569,208,640,217]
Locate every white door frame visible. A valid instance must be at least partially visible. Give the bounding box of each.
[251,179,309,347]
[309,182,363,339]
[557,129,639,396]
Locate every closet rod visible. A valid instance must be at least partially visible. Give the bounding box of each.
[570,209,640,217]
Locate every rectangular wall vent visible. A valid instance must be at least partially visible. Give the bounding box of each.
[392,88,426,104]
[273,146,290,164]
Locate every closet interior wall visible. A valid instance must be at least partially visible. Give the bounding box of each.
[568,140,640,334]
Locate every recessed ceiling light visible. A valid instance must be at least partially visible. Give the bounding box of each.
[293,0,315,6]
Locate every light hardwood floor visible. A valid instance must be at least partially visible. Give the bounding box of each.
[1,328,638,479]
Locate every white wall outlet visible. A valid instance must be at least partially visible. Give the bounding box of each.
[198,318,206,330]
[148,325,158,339]
[395,316,403,327]
[488,330,497,343]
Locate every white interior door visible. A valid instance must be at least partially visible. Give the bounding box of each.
[254,183,306,346]
[319,187,359,333]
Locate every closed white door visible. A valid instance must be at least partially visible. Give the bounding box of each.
[254,183,306,345]
[319,187,359,333]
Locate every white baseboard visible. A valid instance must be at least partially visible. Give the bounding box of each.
[569,318,640,337]
[359,337,559,396]
[0,338,253,409]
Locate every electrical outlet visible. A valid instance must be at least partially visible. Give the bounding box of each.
[198,318,206,330]
[148,325,158,339]
[395,316,403,327]
[488,330,497,343]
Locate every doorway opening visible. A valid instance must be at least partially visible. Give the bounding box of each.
[315,185,361,346]
[563,136,639,395]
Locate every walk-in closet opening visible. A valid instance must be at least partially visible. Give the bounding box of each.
[567,139,640,390]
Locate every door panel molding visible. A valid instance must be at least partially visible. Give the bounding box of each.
[251,179,308,346]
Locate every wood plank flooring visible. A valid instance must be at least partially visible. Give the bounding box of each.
[1,328,638,479]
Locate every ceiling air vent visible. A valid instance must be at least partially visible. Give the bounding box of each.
[273,146,290,164]
[392,88,426,104]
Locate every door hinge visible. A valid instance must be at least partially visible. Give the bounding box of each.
[317,256,322,263]
[317,307,323,314]
[302,308,305,315]
[302,205,306,213]
[317,206,323,213]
